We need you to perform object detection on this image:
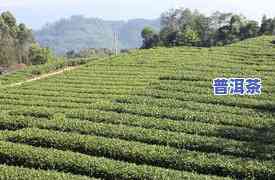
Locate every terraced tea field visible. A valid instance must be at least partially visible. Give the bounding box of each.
[0,36,275,179]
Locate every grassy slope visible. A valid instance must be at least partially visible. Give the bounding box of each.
[0,36,274,179]
[0,58,96,86]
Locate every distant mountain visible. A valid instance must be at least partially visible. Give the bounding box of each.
[34,15,160,54]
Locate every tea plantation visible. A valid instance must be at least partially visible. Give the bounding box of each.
[0,36,274,179]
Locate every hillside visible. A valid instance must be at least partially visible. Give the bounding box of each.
[35,16,160,54]
[0,36,275,179]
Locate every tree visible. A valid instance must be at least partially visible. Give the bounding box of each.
[160,8,183,31]
[179,9,201,43]
[240,21,259,39]
[0,16,9,34]
[176,26,200,46]
[159,8,225,47]
[214,15,250,45]
[1,11,16,28]
[215,25,231,45]
[0,11,40,67]
[66,50,76,58]
[178,9,194,28]
[141,27,155,39]
[210,12,233,28]
[0,13,17,66]
[159,8,203,47]
[159,27,177,47]
[28,44,52,65]
[17,23,35,64]
[230,15,245,35]
[141,27,160,49]
[143,8,275,49]
[259,15,275,35]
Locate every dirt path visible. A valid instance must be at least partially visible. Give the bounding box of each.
[5,66,79,88]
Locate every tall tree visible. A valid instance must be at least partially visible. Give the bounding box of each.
[160,8,183,31]
[143,8,274,49]
[0,11,50,67]
[240,21,259,39]
[259,15,275,35]
[176,26,200,46]
[141,27,160,49]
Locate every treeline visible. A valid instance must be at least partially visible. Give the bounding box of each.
[66,48,113,59]
[0,11,53,69]
[141,8,275,48]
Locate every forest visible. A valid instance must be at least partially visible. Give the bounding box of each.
[141,8,275,48]
[0,11,53,70]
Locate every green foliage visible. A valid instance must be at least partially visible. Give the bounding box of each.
[66,48,112,59]
[0,164,94,180]
[1,11,16,28]
[0,58,95,86]
[28,44,53,65]
[259,15,275,35]
[0,128,274,179]
[145,8,275,48]
[0,36,274,179]
[141,27,160,49]
[159,27,178,46]
[0,140,223,180]
[52,113,66,123]
[0,12,31,65]
[176,27,200,46]
[0,11,54,68]
[240,21,259,39]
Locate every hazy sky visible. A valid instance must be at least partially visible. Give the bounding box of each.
[1,0,274,29]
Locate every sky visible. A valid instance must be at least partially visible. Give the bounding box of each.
[1,0,275,29]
